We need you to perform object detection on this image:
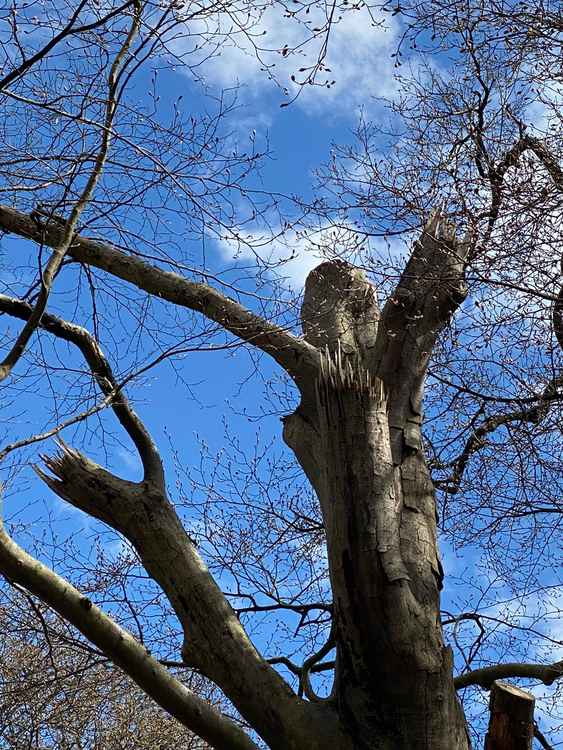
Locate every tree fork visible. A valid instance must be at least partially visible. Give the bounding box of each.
[283,251,471,748]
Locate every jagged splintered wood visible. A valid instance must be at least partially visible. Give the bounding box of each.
[484,681,535,750]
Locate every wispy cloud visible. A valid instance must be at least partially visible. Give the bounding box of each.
[216,220,366,288]
[178,6,399,117]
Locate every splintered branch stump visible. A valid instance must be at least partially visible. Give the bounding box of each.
[484,681,535,750]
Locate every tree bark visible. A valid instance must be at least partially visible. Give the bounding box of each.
[34,446,349,750]
[0,207,476,748]
[484,682,535,750]
[284,217,472,748]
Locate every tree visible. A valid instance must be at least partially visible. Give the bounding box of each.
[0,0,561,748]
[0,588,214,749]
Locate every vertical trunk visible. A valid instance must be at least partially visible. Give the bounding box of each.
[485,682,535,750]
[284,247,471,749]
[286,370,470,749]
[312,353,468,749]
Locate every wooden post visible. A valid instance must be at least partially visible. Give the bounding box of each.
[484,681,535,750]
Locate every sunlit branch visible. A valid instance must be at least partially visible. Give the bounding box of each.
[0,205,320,386]
[454,659,563,690]
[0,525,260,750]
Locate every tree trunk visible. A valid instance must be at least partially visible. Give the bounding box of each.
[284,250,471,749]
[0,210,475,749]
[485,682,535,750]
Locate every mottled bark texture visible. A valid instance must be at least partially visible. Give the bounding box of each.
[284,212,471,748]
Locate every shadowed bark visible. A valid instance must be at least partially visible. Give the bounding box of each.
[484,682,535,750]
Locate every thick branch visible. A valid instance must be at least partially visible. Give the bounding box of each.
[33,443,343,750]
[375,210,469,462]
[0,205,319,386]
[378,210,469,351]
[0,524,259,750]
[454,660,563,690]
[0,294,164,486]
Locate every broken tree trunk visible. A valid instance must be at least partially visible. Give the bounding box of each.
[484,681,535,750]
[283,214,473,748]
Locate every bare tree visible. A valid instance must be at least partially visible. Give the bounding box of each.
[0,587,215,749]
[0,1,561,749]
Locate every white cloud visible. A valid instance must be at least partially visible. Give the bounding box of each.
[176,5,400,117]
[216,221,365,288]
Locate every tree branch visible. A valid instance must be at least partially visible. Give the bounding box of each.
[554,253,563,353]
[0,3,142,383]
[534,722,555,750]
[437,375,563,494]
[482,132,563,353]
[0,523,260,750]
[454,660,563,690]
[32,443,337,748]
[0,205,319,387]
[375,209,470,462]
[300,624,336,702]
[0,294,164,487]
[0,0,137,92]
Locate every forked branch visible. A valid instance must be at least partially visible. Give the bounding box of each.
[0,2,143,383]
[0,205,319,387]
[0,294,164,486]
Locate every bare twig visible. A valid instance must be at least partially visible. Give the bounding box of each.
[0,1,143,383]
[0,524,260,750]
[0,294,164,486]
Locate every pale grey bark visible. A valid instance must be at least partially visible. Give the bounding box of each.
[0,523,260,750]
[0,280,348,749]
[280,213,473,748]
[33,445,347,750]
